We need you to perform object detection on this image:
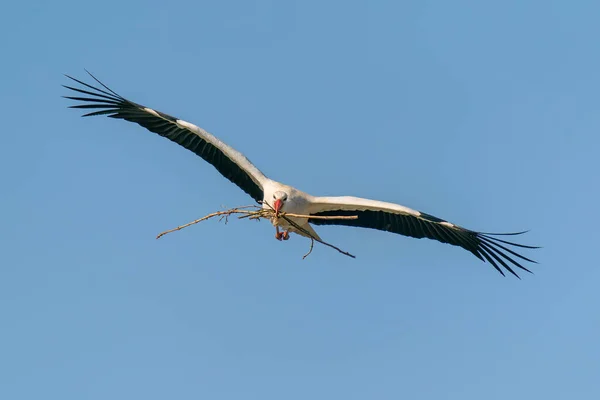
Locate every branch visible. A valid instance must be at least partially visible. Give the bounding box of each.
[258,201,356,259]
[278,213,356,259]
[155,208,251,239]
[303,238,314,259]
[156,205,357,259]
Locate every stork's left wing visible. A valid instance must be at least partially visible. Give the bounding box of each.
[63,72,269,203]
[308,196,538,278]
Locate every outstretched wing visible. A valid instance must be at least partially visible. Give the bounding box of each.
[309,196,538,278]
[63,72,268,202]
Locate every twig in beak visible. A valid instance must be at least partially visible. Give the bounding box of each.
[156,204,357,259]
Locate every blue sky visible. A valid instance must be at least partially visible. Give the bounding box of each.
[1,0,599,398]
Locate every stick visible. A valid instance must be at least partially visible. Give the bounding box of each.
[303,238,314,259]
[260,201,356,259]
[278,214,356,259]
[156,209,244,239]
[283,213,357,220]
[155,205,357,259]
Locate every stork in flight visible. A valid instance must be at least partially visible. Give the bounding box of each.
[63,72,538,278]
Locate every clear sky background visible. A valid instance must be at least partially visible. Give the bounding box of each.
[1,1,599,399]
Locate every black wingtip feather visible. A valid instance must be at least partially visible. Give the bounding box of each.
[477,247,506,277]
[480,233,541,249]
[81,110,119,117]
[479,241,524,279]
[478,230,530,236]
[85,69,123,99]
[472,231,536,278]
[479,235,539,265]
[62,84,120,102]
[69,104,116,110]
[65,72,124,101]
[62,96,117,104]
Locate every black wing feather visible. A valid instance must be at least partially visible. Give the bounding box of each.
[63,72,264,202]
[309,209,538,278]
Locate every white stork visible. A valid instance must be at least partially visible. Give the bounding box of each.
[63,72,538,278]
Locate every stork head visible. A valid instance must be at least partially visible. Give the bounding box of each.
[272,191,288,215]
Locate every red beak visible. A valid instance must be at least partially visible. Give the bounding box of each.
[273,199,283,215]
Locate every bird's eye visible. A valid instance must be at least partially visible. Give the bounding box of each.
[273,194,276,199]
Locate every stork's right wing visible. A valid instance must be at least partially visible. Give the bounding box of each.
[63,72,269,203]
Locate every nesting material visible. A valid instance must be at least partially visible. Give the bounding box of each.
[156,205,358,259]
